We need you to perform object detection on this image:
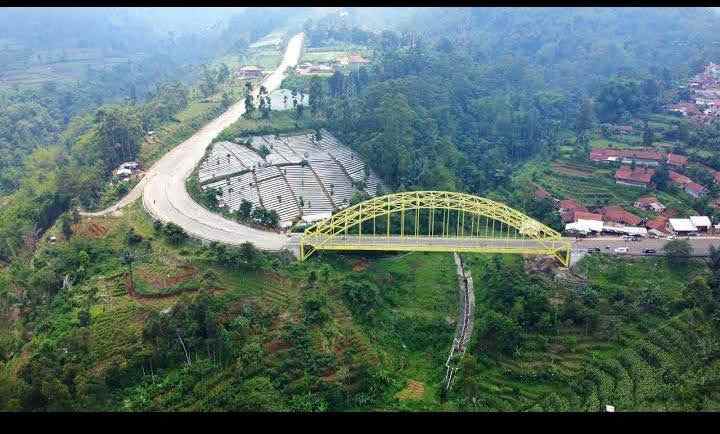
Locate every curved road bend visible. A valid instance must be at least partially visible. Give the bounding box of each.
[84,33,305,250]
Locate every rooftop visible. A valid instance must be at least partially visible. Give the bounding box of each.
[669,218,697,232]
[635,195,659,205]
[667,153,689,166]
[646,215,670,233]
[601,206,643,226]
[690,216,712,227]
[669,170,692,185]
[559,199,584,211]
[685,181,708,194]
[615,165,655,184]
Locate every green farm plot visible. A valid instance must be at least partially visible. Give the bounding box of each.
[591,133,645,148]
[301,50,346,63]
[449,253,720,411]
[535,171,642,207]
[241,50,282,70]
[362,252,458,410]
[590,138,630,149]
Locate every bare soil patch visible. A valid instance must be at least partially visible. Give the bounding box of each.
[395,380,426,401]
[136,264,198,290]
[352,259,369,272]
[73,220,109,239]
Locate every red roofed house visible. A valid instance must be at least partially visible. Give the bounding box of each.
[615,165,655,188]
[590,148,621,163]
[667,153,688,167]
[573,211,603,222]
[558,199,584,212]
[685,181,708,198]
[620,148,665,166]
[591,148,665,166]
[600,206,643,226]
[669,170,692,186]
[558,199,588,223]
[634,196,666,213]
[714,171,720,185]
[669,102,700,117]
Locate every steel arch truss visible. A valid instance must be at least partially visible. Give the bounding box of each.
[299,191,571,266]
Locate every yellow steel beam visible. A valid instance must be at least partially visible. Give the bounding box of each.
[300,191,571,266]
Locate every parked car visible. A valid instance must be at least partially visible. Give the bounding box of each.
[643,249,657,255]
[614,247,629,254]
[588,247,601,253]
[667,235,677,240]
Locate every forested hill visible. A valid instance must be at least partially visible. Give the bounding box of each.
[387,7,720,91]
[310,7,720,194]
[0,7,305,196]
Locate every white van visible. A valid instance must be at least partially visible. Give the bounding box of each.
[614,247,629,254]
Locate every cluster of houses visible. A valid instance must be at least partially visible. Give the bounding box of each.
[669,62,720,123]
[589,147,712,198]
[295,52,369,77]
[536,186,715,238]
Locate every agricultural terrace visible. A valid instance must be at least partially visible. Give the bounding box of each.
[520,161,696,217]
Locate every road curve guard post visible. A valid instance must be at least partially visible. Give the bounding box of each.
[299,191,571,266]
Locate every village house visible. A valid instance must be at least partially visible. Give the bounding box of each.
[669,170,692,186]
[668,218,699,235]
[337,53,370,66]
[557,199,588,223]
[690,216,712,232]
[685,181,708,198]
[236,65,264,79]
[669,102,700,117]
[666,153,688,168]
[634,196,666,213]
[614,165,655,188]
[296,63,335,76]
[114,161,140,181]
[646,215,670,235]
[600,206,643,227]
[590,148,665,166]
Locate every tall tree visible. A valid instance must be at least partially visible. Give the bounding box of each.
[576,98,594,134]
[308,77,324,117]
[643,121,654,146]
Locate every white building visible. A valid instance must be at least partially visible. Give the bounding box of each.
[565,219,603,235]
[602,225,648,237]
[690,216,712,231]
[302,212,332,224]
[669,218,698,234]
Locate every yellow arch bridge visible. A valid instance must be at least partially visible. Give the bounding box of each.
[299,191,571,266]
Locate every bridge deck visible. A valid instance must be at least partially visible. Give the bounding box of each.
[301,234,570,255]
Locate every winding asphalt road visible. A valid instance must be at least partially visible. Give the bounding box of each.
[85,33,305,251]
